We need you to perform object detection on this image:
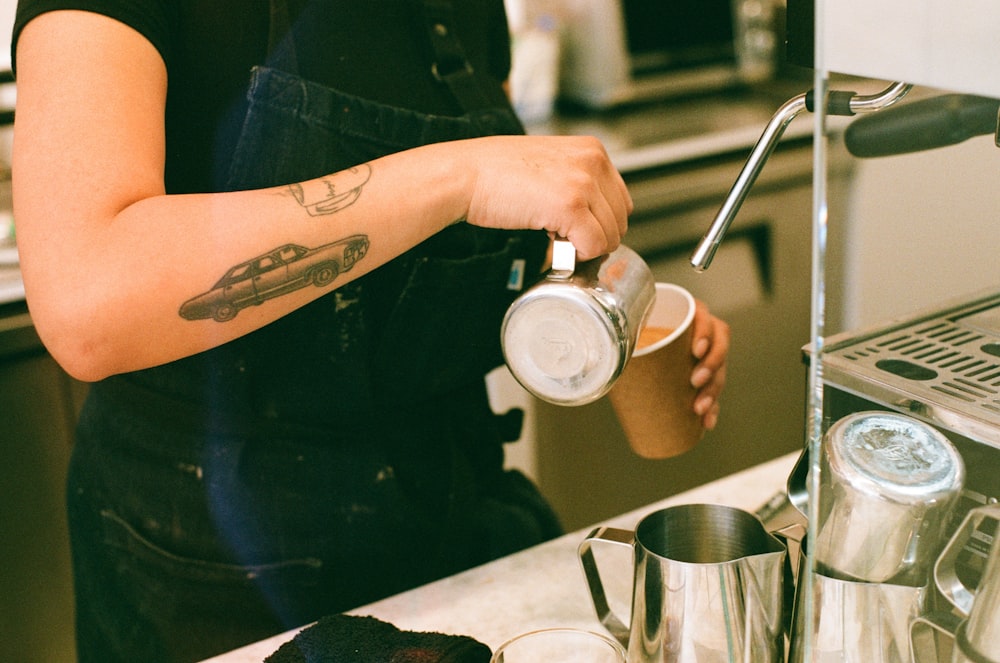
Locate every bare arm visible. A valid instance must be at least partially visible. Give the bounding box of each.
[13,11,631,381]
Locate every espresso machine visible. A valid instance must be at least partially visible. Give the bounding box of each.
[817,292,1000,658]
[685,2,1000,659]
[820,290,1000,514]
[696,99,1000,661]
[719,141,1000,661]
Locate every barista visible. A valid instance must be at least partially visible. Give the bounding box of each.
[11,1,730,661]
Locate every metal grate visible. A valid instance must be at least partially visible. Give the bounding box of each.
[825,294,1000,423]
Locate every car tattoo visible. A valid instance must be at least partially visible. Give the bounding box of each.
[179,235,369,322]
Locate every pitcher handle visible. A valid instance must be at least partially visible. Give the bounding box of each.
[909,612,961,663]
[934,503,1000,616]
[549,238,576,279]
[578,526,634,647]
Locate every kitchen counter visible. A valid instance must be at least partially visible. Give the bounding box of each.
[201,451,800,663]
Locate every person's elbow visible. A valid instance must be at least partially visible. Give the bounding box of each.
[25,281,122,383]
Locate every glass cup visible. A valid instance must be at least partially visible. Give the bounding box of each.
[491,627,627,663]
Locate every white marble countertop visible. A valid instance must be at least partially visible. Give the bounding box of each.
[202,451,800,663]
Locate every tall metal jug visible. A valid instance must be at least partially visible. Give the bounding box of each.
[578,504,788,663]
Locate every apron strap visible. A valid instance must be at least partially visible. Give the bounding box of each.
[416,0,523,133]
[264,0,520,133]
[267,0,299,74]
[418,0,494,112]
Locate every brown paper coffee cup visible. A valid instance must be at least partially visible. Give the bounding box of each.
[608,283,702,459]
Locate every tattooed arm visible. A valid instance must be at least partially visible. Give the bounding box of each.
[13,12,631,381]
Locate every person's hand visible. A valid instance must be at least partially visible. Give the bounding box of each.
[461,135,632,260]
[688,300,730,430]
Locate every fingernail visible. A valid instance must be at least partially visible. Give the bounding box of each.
[694,394,712,416]
[691,367,711,389]
[692,338,709,359]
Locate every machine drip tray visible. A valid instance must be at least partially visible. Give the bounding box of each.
[820,289,1000,449]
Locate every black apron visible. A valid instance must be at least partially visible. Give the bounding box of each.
[67,3,557,661]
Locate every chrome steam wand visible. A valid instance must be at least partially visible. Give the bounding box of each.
[689,81,913,272]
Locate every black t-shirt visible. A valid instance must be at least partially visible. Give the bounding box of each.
[12,0,513,193]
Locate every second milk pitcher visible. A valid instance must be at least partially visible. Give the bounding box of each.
[579,503,788,663]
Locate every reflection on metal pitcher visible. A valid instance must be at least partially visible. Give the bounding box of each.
[579,504,787,663]
[813,412,965,585]
[932,503,1000,663]
[501,241,655,406]
[789,555,927,663]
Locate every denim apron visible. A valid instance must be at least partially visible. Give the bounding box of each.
[67,3,557,661]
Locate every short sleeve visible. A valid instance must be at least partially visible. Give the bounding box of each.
[12,0,175,74]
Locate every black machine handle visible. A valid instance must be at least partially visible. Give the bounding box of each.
[844,93,1000,158]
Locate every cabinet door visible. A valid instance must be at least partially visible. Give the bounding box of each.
[0,325,85,663]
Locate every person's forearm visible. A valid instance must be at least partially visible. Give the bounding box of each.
[18,143,471,381]
[13,12,630,382]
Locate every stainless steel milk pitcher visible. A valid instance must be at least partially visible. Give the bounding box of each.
[578,504,788,663]
[933,503,1000,663]
[501,239,655,406]
[789,539,928,663]
[812,411,965,585]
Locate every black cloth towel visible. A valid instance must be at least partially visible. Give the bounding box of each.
[264,614,493,663]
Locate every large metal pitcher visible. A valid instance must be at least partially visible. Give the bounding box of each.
[578,504,788,663]
[934,503,1000,663]
[789,540,927,663]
